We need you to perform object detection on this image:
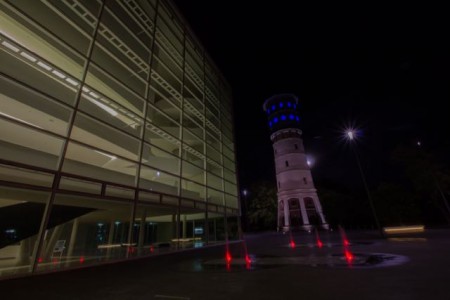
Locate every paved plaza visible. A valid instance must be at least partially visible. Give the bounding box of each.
[1,229,449,300]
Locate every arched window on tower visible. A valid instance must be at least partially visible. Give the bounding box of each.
[294,144,298,150]
[285,161,289,167]
[303,177,307,184]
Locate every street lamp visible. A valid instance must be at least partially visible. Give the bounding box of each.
[242,189,248,232]
[345,129,385,238]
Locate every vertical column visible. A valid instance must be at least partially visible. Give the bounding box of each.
[283,199,290,229]
[299,198,310,227]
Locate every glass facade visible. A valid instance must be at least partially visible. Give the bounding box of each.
[0,0,239,278]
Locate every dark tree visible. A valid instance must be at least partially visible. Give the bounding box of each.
[245,181,277,231]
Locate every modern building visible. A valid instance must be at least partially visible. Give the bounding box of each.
[0,0,239,279]
[263,94,328,231]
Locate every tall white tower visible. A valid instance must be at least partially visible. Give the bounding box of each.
[263,94,328,232]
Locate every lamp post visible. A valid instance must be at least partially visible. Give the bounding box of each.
[346,130,385,238]
[242,189,248,232]
[416,141,450,221]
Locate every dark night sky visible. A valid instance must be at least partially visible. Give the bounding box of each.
[173,1,450,191]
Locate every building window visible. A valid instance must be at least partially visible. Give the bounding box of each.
[294,144,298,150]
[285,161,289,167]
[303,177,307,184]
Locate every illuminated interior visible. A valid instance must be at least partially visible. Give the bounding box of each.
[0,0,239,278]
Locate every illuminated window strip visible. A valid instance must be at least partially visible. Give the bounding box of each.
[0,111,42,129]
[1,34,144,131]
[1,12,224,168]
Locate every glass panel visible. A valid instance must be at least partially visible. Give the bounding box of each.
[0,187,49,278]
[182,146,204,169]
[78,90,143,138]
[71,112,141,162]
[207,188,224,206]
[183,128,204,155]
[86,64,145,116]
[225,194,239,209]
[178,207,206,249]
[224,169,236,185]
[139,165,179,196]
[138,191,160,203]
[62,142,138,187]
[208,213,225,242]
[153,42,183,81]
[151,56,182,94]
[207,144,221,165]
[35,194,133,273]
[130,203,177,257]
[0,75,72,136]
[183,96,204,130]
[224,155,235,172]
[207,173,222,190]
[149,88,181,122]
[223,145,235,162]
[124,0,156,36]
[147,103,180,139]
[181,161,204,184]
[144,125,180,155]
[141,142,180,175]
[105,0,153,47]
[156,10,183,58]
[59,176,102,194]
[183,113,204,139]
[0,164,54,188]
[225,181,238,197]
[207,161,222,178]
[0,118,64,170]
[0,37,80,107]
[105,185,135,199]
[4,0,100,55]
[181,179,205,202]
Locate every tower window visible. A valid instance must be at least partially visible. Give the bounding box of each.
[303,177,307,184]
[285,161,289,167]
[294,144,298,150]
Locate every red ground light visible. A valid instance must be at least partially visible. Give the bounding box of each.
[79,256,85,263]
[345,249,354,263]
[317,240,323,248]
[245,254,252,264]
[225,251,232,264]
[290,240,296,249]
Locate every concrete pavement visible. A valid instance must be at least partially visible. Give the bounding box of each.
[1,229,449,300]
